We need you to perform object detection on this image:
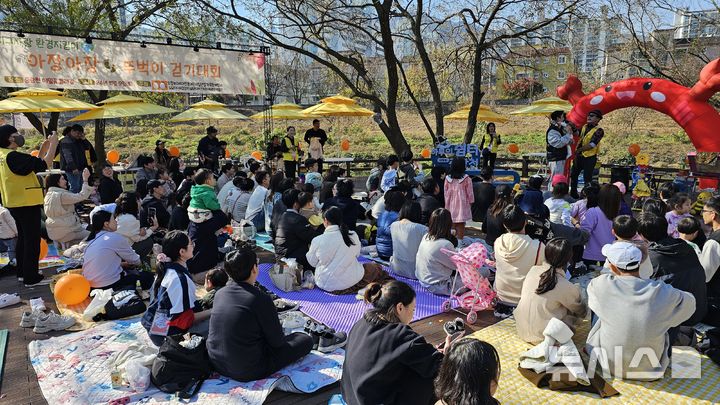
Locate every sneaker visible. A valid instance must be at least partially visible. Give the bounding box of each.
[0,293,20,309]
[20,310,46,328]
[318,330,347,353]
[274,298,299,314]
[24,278,52,288]
[355,287,367,301]
[493,302,514,319]
[29,297,47,312]
[300,271,315,290]
[443,317,465,337]
[33,312,75,333]
[304,320,322,350]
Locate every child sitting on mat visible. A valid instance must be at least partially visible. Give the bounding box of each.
[199,268,229,310]
[298,191,323,229]
[188,169,222,223]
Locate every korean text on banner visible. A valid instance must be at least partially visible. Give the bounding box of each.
[0,33,265,95]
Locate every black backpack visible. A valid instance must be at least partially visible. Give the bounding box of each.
[93,290,146,321]
[151,334,213,399]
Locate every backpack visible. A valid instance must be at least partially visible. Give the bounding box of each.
[151,334,213,399]
[93,289,146,321]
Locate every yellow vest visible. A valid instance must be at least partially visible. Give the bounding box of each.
[0,148,44,207]
[282,136,300,162]
[578,126,600,158]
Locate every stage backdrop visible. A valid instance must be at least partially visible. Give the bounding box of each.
[0,32,265,95]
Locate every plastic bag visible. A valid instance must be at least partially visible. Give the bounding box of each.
[125,360,150,393]
[82,288,114,321]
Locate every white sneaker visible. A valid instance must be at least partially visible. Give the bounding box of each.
[33,312,75,333]
[29,297,47,312]
[0,293,20,308]
[20,309,45,328]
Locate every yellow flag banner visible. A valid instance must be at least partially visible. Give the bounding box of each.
[0,32,265,95]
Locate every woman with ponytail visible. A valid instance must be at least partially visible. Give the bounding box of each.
[342,281,449,405]
[513,237,587,344]
[306,206,391,293]
[142,230,211,346]
[82,210,151,290]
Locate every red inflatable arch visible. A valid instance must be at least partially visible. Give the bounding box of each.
[557,58,720,152]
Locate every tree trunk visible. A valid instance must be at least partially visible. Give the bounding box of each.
[412,0,444,140]
[22,112,60,136]
[375,0,408,153]
[463,48,486,144]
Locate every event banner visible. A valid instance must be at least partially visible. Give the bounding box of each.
[0,32,266,95]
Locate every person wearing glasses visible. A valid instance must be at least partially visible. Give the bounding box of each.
[700,196,720,326]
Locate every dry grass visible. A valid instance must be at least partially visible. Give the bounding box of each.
[21,106,696,168]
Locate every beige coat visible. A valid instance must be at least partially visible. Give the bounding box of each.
[514,266,587,344]
[493,233,545,305]
[44,184,94,243]
[0,205,17,239]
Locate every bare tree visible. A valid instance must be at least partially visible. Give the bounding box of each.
[454,0,581,143]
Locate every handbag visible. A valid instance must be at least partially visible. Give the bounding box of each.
[269,258,302,292]
[151,334,212,399]
[94,289,147,321]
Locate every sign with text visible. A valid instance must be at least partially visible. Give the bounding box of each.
[0,32,265,95]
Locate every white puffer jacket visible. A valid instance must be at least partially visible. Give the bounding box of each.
[44,184,94,243]
[306,225,364,292]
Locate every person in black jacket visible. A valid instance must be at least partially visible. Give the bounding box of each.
[168,193,191,232]
[207,246,313,381]
[638,212,708,327]
[139,180,170,229]
[274,189,319,271]
[416,177,442,226]
[342,281,449,405]
[322,179,366,231]
[472,167,496,226]
[59,125,90,193]
[98,163,123,204]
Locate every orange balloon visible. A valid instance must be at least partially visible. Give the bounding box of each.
[30,150,39,157]
[106,150,120,164]
[340,139,350,151]
[168,146,180,157]
[54,273,91,306]
[420,148,431,159]
[39,238,48,260]
[225,148,230,158]
[251,151,263,161]
[628,143,640,156]
[508,144,520,154]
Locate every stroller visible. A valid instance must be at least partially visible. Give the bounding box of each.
[440,242,496,324]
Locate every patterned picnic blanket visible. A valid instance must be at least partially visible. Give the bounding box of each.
[467,318,720,404]
[29,319,344,405]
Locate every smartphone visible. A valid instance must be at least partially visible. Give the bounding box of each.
[148,207,156,223]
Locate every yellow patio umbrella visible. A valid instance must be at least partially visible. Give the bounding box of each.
[509,96,572,116]
[68,95,177,121]
[301,95,374,117]
[0,87,98,135]
[444,104,509,123]
[249,102,319,120]
[169,99,249,122]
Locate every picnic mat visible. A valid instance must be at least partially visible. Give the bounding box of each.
[48,270,207,332]
[29,318,344,404]
[255,232,275,253]
[256,262,447,333]
[467,318,720,404]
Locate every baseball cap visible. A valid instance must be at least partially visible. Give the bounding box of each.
[551,174,568,186]
[613,181,627,195]
[156,139,165,146]
[602,241,642,271]
[147,179,166,190]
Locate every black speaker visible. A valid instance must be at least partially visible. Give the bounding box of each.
[610,167,630,190]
